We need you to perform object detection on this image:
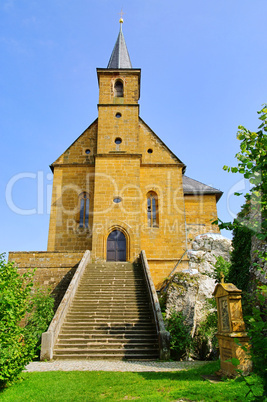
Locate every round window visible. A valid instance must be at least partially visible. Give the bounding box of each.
[85,149,91,154]
[147,148,153,154]
[116,113,122,118]
[113,197,122,203]
[115,138,122,145]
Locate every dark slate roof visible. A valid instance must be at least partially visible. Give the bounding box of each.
[107,24,132,69]
[183,175,223,201]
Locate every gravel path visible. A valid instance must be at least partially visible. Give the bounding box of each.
[25,360,208,372]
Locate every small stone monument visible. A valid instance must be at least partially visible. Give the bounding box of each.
[213,274,251,376]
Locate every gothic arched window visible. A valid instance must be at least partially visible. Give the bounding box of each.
[114,80,123,97]
[147,191,159,227]
[79,192,89,228]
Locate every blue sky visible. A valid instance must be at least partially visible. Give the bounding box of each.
[1,0,266,255]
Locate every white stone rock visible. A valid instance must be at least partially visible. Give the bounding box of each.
[164,233,232,359]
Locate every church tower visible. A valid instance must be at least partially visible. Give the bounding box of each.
[92,20,142,262]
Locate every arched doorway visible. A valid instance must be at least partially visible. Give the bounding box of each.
[107,230,126,261]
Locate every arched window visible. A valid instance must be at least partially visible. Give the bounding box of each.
[79,192,89,228]
[147,191,159,227]
[114,80,123,97]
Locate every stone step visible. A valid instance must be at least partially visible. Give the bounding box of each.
[74,292,147,296]
[64,319,153,332]
[81,281,144,285]
[72,295,149,300]
[58,328,157,340]
[56,341,158,348]
[69,302,150,307]
[70,306,150,310]
[53,353,158,360]
[68,311,150,316]
[72,300,149,305]
[64,317,152,324]
[54,348,158,355]
[74,290,148,300]
[71,301,150,306]
[67,310,152,316]
[58,333,157,340]
[65,317,152,323]
[82,274,142,277]
[57,339,158,349]
[61,322,155,328]
[77,283,144,288]
[75,289,146,293]
[61,322,155,327]
[53,262,159,360]
[84,268,142,272]
[75,295,147,299]
[69,308,151,313]
[85,271,141,274]
[72,301,150,305]
[65,311,152,317]
[82,269,143,274]
[83,278,143,281]
[69,307,150,314]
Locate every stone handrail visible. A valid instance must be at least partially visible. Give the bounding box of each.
[40,250,91,361]
[140,250,170,360]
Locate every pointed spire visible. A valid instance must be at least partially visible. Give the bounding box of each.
[107,18,132,69]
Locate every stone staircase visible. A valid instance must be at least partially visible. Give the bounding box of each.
[53,262,159,360]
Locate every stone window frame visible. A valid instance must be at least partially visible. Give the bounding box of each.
[114,79,124,97]
[78,192,90,228]
[147,191,159,228]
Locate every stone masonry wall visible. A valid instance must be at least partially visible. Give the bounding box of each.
[184,194,220,242]
[8,252,84,309]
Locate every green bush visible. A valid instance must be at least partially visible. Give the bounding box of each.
[211,256,231,284]
[165,311,192,360]
[193,298,218,360]
[229,224,252,291]
[246,287,267,397]
[158,291,167,313]
[24,286,55,354]
[0,255,54,387]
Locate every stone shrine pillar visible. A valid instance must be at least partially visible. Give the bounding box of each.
[213,278,251,376]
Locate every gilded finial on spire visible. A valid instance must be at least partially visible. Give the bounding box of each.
[107,10,132,69]
[220,272,225,283]
[119,9,125,24]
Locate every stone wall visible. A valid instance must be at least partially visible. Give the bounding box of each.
[8,252,84,309]
[184,195,220,241]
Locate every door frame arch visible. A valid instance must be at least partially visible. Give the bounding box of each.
[105,225,130,262]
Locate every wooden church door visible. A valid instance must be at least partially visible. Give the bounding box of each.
[107,230,126,261]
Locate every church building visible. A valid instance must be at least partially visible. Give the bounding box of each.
[10,19,222,293]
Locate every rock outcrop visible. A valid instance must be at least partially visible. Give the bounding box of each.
[163,233,232,359]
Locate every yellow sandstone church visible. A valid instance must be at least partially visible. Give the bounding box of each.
[9,20,223,360]
[10,20,222,292]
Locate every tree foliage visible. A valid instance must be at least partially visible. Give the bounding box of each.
[218,105,267,241]
[165,311,192,360]
[210,256,231,284]
[215,105,267,398]
[0,255,54,387]
[228,224,252,291]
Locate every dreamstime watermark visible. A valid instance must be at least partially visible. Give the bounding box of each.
[65,218,189,237]
[5,170,260,231]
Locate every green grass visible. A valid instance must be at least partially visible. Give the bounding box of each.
[0,362,264,402]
